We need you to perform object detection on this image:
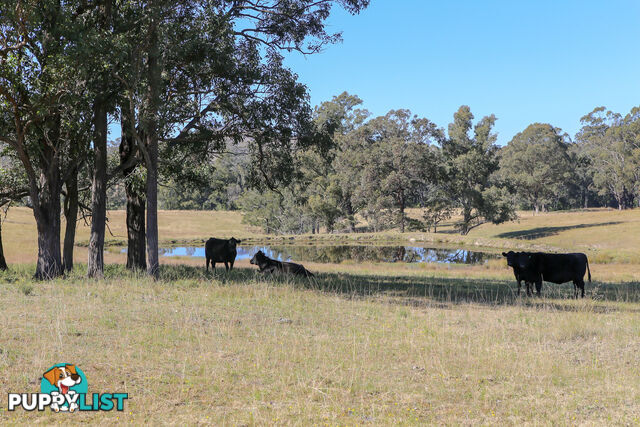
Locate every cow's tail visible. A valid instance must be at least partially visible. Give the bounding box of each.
[586,257,591,282]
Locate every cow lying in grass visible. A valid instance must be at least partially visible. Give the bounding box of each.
[250,250,314,277]
[502,251,591,298]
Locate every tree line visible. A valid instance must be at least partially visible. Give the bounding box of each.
[0,0,369,279]
[1,2,638,280]
[190,93,639,235]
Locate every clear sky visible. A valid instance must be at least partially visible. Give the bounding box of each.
[283,0,640,145]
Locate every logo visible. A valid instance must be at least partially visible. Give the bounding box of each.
[7,363,128,412]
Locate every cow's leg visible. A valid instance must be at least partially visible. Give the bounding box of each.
[212,262,215,271]
[526,282,532,297]
[535,279,542,296]
[230,260,235,271]
[517,279,521,296]
[206,257,210,272]
[575,279,585,298]
[224,261,229,271]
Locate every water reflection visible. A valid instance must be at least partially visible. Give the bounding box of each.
[133,244,499,265]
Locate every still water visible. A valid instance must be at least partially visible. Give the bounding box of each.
[143,244,499,265]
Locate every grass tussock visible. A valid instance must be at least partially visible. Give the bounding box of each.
[2,264,640,424]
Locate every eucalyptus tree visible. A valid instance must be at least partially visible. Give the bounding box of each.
[576,106,640,209]
[352,109,442,232]
[315,92,370,232]
[111,0,369,276]
[442,106,515,235]
[85,0,120,278]
[499,123,573,213]
[0,1,96,278]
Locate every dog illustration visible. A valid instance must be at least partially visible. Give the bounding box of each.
[42,364,82,412]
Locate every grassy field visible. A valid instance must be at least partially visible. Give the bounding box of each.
[4,206,640,281]
[1,207,640,424]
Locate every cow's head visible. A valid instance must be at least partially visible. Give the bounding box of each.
[250,250,265,265]
[503,251,534,270]
[502,251,517,267]
[514,252,536,270]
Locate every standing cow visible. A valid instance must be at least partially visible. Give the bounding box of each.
[503,251,591,298]
[502,251,541,296]
[205,237,241,272]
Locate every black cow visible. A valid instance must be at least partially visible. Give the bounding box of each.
[250,250,314,277]
[502,251,542,296]
[504,251,591,298]
[205,237,241,271]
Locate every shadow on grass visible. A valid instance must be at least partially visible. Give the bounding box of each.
[152,264,640,310]
[495,222,622,240]
[4,263,638,311]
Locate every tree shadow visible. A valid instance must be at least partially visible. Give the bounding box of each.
[495,222,622,240]
[154,263,640,311]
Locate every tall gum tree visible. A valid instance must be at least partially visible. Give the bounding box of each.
[442,106,515,235]
[577,106,640,210]
[0,1,92,278]
[114,0,369,278]
[499,123,573,214]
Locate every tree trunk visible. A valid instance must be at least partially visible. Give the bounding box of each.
[120,116,147,270]
[126,188,146,270]
[12,125,63,279]
[144,7,161,278]
[63,166,79,272]
[88,100,108,278]
[460,207,471,235]
[399,194,405,233]
[33,162,63,280]
[347,202,356,233]
[0,219,7,271]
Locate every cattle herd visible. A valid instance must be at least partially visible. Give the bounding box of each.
[205,237,592,298]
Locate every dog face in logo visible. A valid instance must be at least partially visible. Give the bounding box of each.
[43,365,82,412]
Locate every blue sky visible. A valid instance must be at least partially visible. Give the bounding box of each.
[283,0,640,145]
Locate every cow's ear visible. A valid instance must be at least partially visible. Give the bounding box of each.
[236,240,242,244]
[502,252,507,256]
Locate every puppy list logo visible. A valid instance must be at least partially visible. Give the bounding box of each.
[7,363,128,412]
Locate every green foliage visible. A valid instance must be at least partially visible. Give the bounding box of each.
[499,123,574,212]
[238,189,309,234]
[352,110,441,232]
[442,106,516,234]
[159,150,248,210]
[422,188,453,233]
[576,106,640,209]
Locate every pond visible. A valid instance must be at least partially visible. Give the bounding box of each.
[125,244,500,265]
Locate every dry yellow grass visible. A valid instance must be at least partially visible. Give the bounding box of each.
[4,206,640,281]
[406,207,640,260]
[1,267,640,424]
[1,207,260,265]
[2,207,640,424]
